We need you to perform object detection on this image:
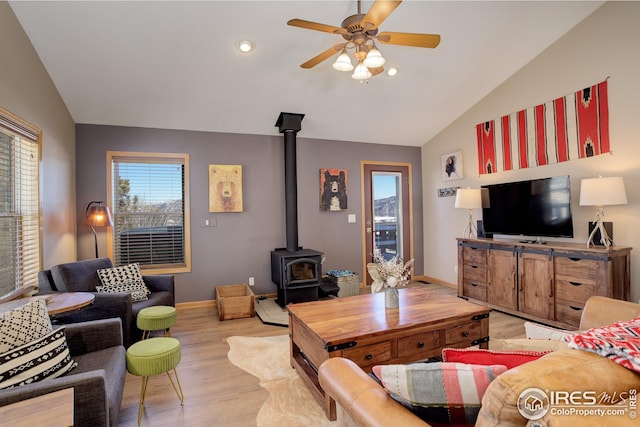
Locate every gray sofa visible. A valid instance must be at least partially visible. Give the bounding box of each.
[38,257,175,346]
[0,318,126,427]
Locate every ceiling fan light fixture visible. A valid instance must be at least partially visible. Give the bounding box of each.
[288,0,440,80]
[363,45,385,68]
[352,61,372,80]
[237,40,254,53]
[332,50,354,72]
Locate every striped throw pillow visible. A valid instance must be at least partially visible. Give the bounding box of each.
[0,326,77,389]
[373,362,507,426]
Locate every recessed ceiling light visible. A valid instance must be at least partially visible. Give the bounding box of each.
[237,40,254,53]
[387,67,398,77]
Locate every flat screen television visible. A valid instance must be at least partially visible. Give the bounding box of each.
[481,175,574,240]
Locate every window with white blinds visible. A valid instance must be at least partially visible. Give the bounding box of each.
[107,151,191,274]
[0,108,41,298]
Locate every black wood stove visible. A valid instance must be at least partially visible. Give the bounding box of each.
[271,112,323,307]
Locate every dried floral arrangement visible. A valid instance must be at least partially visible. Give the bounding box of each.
[367,249,414,294]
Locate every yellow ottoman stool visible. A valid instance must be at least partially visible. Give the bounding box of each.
[137,305,177,340]
[126,337,184,425]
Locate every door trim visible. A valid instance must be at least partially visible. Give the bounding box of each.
[360,160,414,285]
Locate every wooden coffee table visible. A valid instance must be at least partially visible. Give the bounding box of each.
[287,285,490,420]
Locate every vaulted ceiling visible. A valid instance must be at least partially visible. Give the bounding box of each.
[9,1,603,146]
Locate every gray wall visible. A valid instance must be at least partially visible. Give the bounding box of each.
[76,124,423,303]
[422,2,640,302]
[0,3,77,269]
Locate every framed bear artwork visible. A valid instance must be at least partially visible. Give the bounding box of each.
[209,164,243,212]
[319,168,348,211]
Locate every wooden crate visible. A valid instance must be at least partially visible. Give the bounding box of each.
[215,283,255,321]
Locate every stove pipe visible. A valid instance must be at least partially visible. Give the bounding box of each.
[275,112,305,252]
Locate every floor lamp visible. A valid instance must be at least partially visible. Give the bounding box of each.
[579,176,627,248]
[455,188,482,238]
[86,201,113,258]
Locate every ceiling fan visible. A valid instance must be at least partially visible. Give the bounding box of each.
[287,0,440,80]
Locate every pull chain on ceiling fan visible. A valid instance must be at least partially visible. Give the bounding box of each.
[287,0,440,81]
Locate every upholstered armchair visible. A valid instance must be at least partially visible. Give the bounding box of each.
[38,257,174,346]
[0,318,126,427]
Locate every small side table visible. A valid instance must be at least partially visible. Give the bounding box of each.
[45,292,95,318]
[0,292,95,319]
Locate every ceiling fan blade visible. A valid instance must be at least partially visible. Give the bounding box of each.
[377,32,441,48]
[300,44,345,69]
[287,19,343,34]
[360,0,402,31]
[368,66,385,77]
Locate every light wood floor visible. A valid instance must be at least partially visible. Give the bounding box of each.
[117,283,527,427]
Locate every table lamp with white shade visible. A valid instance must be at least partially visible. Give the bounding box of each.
[455,188,483,238]
[579,176,627,248]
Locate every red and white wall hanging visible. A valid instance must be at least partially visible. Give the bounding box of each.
[476,79,610,175]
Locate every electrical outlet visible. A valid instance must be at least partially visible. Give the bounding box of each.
[249,277,255,286]
[454,265,458,275]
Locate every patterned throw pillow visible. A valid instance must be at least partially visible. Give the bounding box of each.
[97,262,144,287]
[372,362,507,426]
[0,298,53,353]
[0,326,77,389]
[97,263,150,302]
[96,279,150,302]
[568,317,640,373]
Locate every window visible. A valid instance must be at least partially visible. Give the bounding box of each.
[107,151,191,274]
[0,108,41,298]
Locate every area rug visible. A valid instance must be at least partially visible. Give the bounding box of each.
[226,335,336,427]
[255,297,289,327]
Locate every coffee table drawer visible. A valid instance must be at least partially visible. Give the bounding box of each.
[342,341,392,367]
[397,331,441,359]
[445,321,483,346]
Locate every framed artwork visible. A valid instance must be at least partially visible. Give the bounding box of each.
[437,186,460,198]
[441,151,463,181]
[209,164,243,212]
[319,168,348,211]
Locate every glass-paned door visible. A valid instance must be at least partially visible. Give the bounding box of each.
[372,172,403,260]
[363,162,412,284]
